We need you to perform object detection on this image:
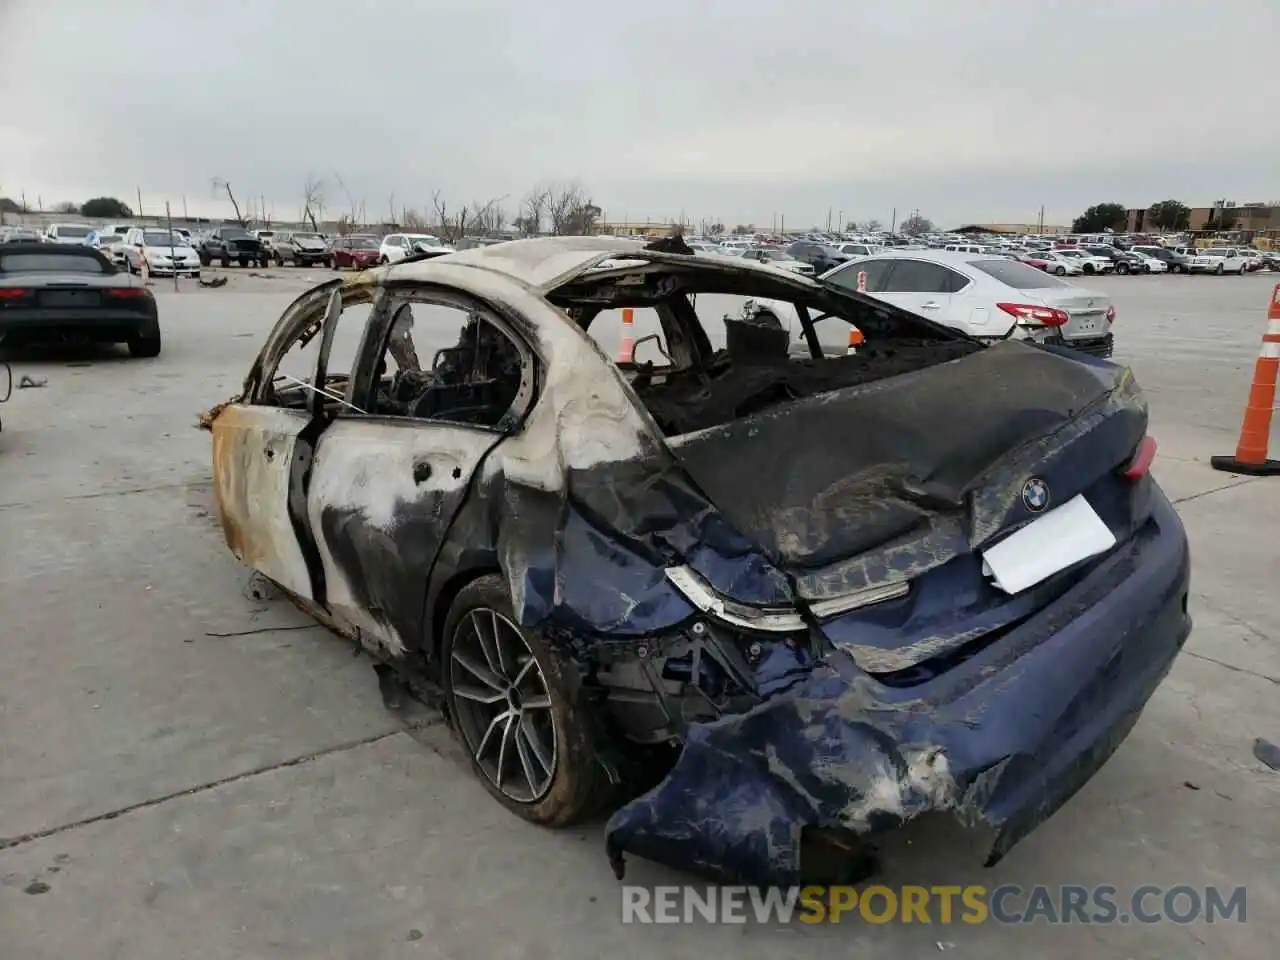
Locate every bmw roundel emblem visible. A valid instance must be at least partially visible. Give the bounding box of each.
[1022,477,1050,513]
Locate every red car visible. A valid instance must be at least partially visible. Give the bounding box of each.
[328,235,381,270]
[1017,252,1051,271]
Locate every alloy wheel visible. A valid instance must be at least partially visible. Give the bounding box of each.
[449,608,557,803]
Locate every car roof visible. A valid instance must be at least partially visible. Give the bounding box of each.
[839,248,1004,268]
[374,236,826,295]
[0,242,104,259]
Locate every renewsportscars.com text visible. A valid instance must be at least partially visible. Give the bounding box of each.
[621,884,1248,925]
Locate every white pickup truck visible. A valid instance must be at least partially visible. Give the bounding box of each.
[1186,247,1247,275]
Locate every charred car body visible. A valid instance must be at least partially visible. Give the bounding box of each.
[204,238,1190,884]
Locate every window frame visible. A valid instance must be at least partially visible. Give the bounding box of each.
[877,258,972,294]
[822,257,897,293]
[330,284,540,435]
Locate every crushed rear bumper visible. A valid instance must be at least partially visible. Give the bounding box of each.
[605,489,1191,884]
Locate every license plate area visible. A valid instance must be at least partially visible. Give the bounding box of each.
[982,495,1117,594]
[1066,310,1104,336]
[40,290,101,308]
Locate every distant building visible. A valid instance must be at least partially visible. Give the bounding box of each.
[594,220,688,238]
[1124,202,1280,237]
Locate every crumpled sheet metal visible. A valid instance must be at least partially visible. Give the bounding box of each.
[605,497,1191,885]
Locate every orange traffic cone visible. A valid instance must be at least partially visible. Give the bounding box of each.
[1211,283,1280,476]
[618,308,636,363]
[846,326,864,355]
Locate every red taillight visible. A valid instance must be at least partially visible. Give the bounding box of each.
[996,302,1070,326]
[1122,435,1157,480]
[104,288,151,299]
[0,288,30,300]
[1105,304,1116,324]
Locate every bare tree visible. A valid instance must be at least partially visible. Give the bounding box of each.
[547,181,584,235]
[53,200,79,214]
[432,191,470,245]
[545,180,601,236]
[516,184,551,236]
[899,212,933,235]
[210,178,245,225]
[470,195,508,236]
[402,207,429,230]
[332,172,359,225]
[302,173,326,231]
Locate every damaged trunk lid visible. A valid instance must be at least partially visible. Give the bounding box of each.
[666,342,1149,674]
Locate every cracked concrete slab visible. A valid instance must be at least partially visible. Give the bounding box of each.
[0,478,403,840]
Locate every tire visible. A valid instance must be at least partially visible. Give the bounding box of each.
[128,335,162,358]
[380,255,389,265]
[1084,264,1095,275]
[1054,266,1066,276]
[199,253,211,267]
[1116,262,1130,275]
[442,574,608,827]
[331,258,340,271]
[1215,264,1224,275]
[218,257,228,267]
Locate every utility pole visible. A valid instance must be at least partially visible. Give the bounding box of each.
[890,207,897,233]
[136,186,143,219]
[182,195,188,221]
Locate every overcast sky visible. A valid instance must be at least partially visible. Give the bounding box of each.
[2,0,1276,230]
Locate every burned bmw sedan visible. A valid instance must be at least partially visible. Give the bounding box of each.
[203,237,1190,884]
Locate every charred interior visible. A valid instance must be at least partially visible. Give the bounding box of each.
[550,258,979,437]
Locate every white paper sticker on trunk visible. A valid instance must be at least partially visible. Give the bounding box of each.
[981,494,1117,594]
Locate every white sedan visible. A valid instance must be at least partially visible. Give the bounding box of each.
[120,227,202,277]
[820,250,1115,357]
[1055,249,1114,275]
[1032,251,1084,276]
[1129,251,1168,273]
[379,233,455,264]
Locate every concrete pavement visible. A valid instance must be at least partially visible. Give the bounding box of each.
[1,270,1276,958]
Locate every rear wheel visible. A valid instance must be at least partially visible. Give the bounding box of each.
[128,334,162,358]
[1116,262,1130,275]
[442,575,608,826]
[1054,265,1066,276]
